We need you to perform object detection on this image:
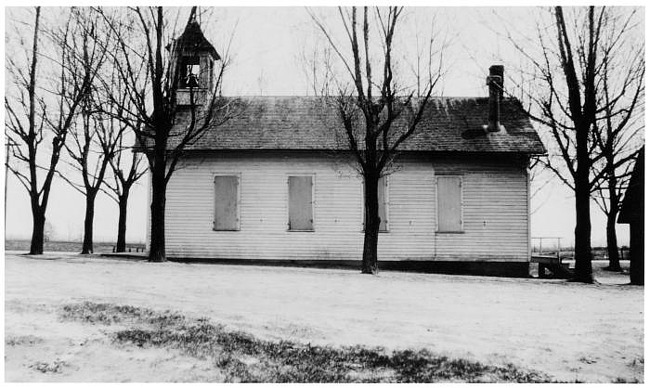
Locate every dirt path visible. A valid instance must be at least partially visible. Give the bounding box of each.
[4,254,644,382]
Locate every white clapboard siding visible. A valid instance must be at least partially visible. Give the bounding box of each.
[166,155,362,260]
[376,163,436,260]
[432,158,529,261]
[161,153,529,262]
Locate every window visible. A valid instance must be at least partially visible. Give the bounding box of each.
[288,175,314,231]
[363,176,389,232]
[181,57,200,88]
[437,176,462,232]
[213,175,239,231]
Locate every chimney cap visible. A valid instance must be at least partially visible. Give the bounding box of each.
[489,64,504,73]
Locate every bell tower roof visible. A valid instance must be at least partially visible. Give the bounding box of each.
[176,20,220,60]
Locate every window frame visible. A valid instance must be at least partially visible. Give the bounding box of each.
[435,174,464,234]
[212,173,241,232]
[180,56,201,89]
[361,175,390,233]
[286,174,316,232]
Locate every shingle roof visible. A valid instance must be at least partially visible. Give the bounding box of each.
[173,96,546,154]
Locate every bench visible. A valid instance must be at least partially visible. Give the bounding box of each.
[112,245,146,253]
[531,255,573,279]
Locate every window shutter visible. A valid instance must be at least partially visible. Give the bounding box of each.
[288,176,314,231]
[437,176,462,232]
[378,176,388,231]
[214,175,239,231]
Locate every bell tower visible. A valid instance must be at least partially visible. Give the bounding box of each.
[172,13,221,107]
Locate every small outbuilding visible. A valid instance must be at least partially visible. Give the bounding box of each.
[618,147,644,285]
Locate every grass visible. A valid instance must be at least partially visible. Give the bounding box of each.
[5,335,44,347]
[60,301,551,383]
[61,302,184,326]
[29,359,69,374]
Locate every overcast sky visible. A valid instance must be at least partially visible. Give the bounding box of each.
[4,6,639,247]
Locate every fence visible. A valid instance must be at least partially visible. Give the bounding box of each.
[531,237,562,258]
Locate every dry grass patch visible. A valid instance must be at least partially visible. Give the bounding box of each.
[29,359,69,374]
[5,335,44,347]
[60,301,551,383]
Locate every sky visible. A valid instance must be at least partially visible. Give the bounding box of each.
[3,6,640,248]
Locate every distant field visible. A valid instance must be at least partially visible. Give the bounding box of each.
[531,246,630,261]
[7,239,627,260]
[5,240,145,254]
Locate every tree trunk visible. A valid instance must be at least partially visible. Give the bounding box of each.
[361,171,380,274]
[29,206,45,255]
[604,208,621,271]
[81,193,96,254]
[572,125,594,283]
[148,169,166,262]
[603,156,621,271]
[116,193,129,253]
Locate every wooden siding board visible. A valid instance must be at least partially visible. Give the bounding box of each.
[163,154,529,262]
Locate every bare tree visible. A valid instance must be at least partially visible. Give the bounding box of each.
[590,26,644,271]
[82,27,147,254]
[57,9,118,254]
[309,7,444,274]
[528,156,555,215]
[5,7,102,254]
[105,130,147,253]
[95,6,238,262]
[507,6,643,283]
[62,99,121,254]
